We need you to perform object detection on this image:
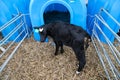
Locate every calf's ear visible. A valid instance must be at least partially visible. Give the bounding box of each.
[39,28,44,32]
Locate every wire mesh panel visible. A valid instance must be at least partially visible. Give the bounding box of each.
[0,14,31,73]
[91,8,120,80]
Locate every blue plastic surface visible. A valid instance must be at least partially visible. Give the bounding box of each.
[30,0,87,41]
[44,3,68,12]
[87,0,120,43]
[0,0,32,42]
[100,0,120,43]
[2,0,32,29]
[87,0,106,35]
[0,1,22,41]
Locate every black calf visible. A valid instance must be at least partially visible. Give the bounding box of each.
[34,21,91,74]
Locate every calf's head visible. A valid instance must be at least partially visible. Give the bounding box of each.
[34,27,47,42]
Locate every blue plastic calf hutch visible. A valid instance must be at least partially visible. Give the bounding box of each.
[30,0,87,41]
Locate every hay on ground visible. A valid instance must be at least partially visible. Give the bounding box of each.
[0,37,107,80]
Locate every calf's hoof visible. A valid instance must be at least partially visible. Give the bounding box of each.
[54,53,58,56]
[76,71,80,74]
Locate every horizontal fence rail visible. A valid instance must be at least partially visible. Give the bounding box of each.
[0,14,31,73]
[91,8,120,80]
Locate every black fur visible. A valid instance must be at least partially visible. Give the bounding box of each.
[117,29,120,36]
[34,21,91,73]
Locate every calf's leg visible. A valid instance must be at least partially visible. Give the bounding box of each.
[58,41,64,53]
[54,41,59,55]
[72,39,86,74]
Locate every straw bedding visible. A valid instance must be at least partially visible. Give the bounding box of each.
[0,37,107,80]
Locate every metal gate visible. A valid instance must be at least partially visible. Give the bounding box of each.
[0,14,31,73]
[91,8,120,80]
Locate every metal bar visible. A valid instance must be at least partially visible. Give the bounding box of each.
[95,15,120,43]
[0,14,22,31]
[94,22,120,78]
[93,30,118,80]
[23,15,29,37]
[0,22,24,46]
[0,13,30,74]
[101,8,120,28]
[111,62,120,78]
[0,28,25,58]
[22,14,33,37]
[94,22,120,64]
[0,32,28,73]
[95,16,120,57]
[1,21,23,42]
[91,35,111,80]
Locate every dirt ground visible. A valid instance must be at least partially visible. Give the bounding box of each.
[0,37,107,80]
